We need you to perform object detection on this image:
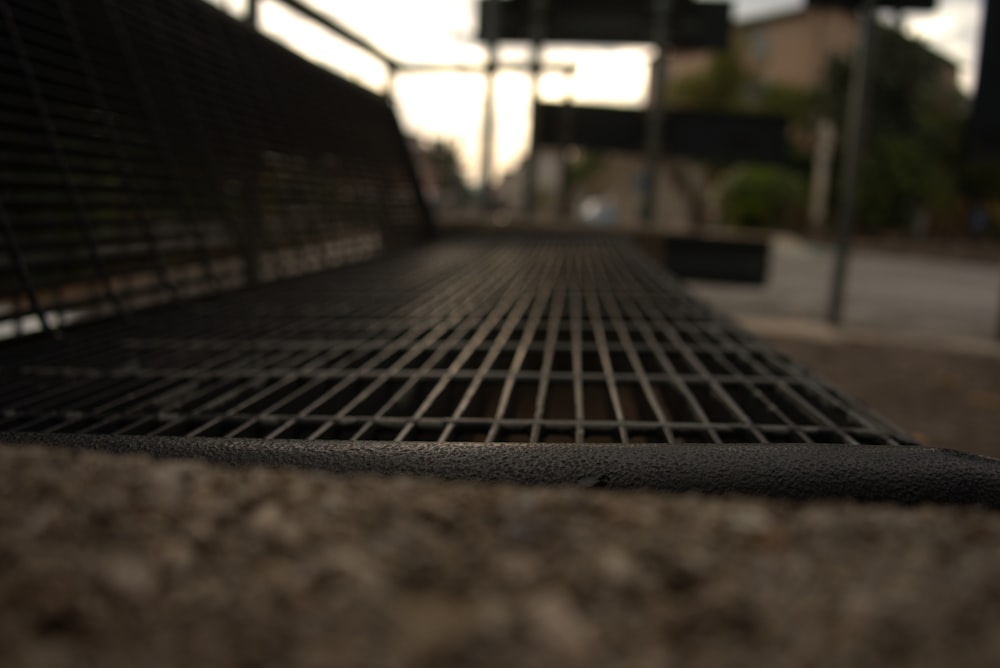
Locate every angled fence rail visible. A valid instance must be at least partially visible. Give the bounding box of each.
[0,0,431,339]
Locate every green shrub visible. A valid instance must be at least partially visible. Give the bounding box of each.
[719,164,806,228]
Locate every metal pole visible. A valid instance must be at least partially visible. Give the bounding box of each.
[995,265,1000,339]
[807,117,838,233]
[245,0,257,28]
[480,1,500,213]
[641,0,671,226]
[398,63,572,74]
[385,64,397,102]
[558,66,575,219]
[277,0,398,70]
[524,0,547,218]
[827,0,876,325]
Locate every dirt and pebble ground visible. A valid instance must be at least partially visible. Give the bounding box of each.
[2,336,1000,667]
[2,441,1000,668]
[769,336,1000,460]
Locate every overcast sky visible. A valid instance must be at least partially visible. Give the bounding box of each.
[207,0,987,185]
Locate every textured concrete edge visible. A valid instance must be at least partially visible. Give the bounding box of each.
[2,432,1000,508]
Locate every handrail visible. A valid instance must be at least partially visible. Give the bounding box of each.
[256,1,575,80]
[397,63,575,74]
[268,0,400,71]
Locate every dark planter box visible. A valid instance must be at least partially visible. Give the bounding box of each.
[665,237,769,283]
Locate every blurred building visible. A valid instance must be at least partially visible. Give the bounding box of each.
[508,6,959,231]
[671,5,956,94]
[512,5,959,231]
[500,148,700,229]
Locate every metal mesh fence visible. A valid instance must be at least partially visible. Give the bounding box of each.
[0,235,914,446]
[0,0,430,339]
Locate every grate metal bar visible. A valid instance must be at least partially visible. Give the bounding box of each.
[0,235,915,447]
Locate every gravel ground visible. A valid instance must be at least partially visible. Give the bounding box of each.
[3,444,1000,668]
[768,337,1000,459]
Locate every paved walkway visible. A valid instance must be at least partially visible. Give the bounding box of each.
[688,234,1000,341]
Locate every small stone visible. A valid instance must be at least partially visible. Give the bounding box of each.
[96,554,157,600]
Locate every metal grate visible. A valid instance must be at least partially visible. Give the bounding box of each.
[0,235,914,446]
[0,0,429,339]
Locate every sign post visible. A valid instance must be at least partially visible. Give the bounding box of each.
[827,0,876,325]
[815,0,935,324]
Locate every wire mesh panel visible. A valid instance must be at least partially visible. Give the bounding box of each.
[0,0,430,339]
[0,235,914,446]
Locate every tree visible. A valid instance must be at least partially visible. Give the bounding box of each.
[668,20,972,234]
[822,27,967,232]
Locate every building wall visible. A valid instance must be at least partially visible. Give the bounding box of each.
[738,8,858,91]
[669,7,955,94]
[666,8,859,93]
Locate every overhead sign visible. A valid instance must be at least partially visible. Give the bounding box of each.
[968,0,1000,159]
[480,0,729,48]
[533,105,788,163]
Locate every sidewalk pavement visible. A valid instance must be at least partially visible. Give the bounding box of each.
[688,233,1000,341]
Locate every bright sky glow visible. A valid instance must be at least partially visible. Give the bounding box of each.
[202,0,987,186]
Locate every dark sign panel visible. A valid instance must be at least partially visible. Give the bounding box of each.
[665,112,788,163]
[480,0,728,48]
[535,106,644,150]
[533,105,788,162]
[665,237,768,283]
[808,1,934,8]
[672,4,728,48]
[969,0,1000,159]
